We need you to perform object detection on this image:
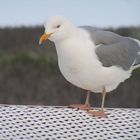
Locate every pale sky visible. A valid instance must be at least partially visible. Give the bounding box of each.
[0,0,140,27]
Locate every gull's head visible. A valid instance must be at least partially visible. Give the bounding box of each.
[39,16,74,44]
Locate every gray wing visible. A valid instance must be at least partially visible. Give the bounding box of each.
[80,26,122,45]
[81,26,140,70]
[95,38,139,70]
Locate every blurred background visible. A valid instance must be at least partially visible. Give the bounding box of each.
[0,0,140,108]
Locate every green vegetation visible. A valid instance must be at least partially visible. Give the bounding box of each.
[0,53,58,74]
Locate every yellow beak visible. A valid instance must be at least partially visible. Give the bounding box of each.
[39,32,53,45]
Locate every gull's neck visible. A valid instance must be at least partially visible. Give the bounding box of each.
[54,27,101,69]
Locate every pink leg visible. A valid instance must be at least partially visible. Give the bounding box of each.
[87,86,108,118]
[69,91,92,111]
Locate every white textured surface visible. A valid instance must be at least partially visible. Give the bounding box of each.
[0,105,140,140]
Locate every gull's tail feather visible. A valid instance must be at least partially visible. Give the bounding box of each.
[131,39,140,70]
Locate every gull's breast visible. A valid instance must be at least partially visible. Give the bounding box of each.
[58,62,84,88]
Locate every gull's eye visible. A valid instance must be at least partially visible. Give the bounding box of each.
[56,25,61,28]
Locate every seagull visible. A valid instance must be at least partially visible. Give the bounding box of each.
[39,16,140,117]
